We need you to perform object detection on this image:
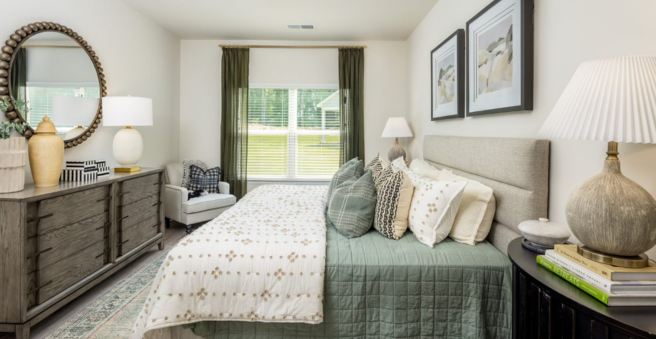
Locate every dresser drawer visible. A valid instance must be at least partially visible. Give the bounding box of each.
[26,213,108,272]
[119,214,159,256]
[119,174,161,206]
[30,185,110,234]
[119,194,160,230]
[27,239,105,305]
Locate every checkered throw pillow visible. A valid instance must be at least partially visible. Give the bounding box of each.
[181,160,206,188]
[327,171,377,238]
[187,165,221,193]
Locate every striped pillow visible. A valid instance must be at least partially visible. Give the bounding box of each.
[373,164,415,240]
[364,154,385,185]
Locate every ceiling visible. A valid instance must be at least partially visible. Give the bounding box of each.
[120,0,439,41]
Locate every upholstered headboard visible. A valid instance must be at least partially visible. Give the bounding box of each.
[422,135,550,255]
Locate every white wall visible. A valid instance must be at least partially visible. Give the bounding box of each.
[0,0,180,182]
[179,40,407,171]
[406,0,656,257]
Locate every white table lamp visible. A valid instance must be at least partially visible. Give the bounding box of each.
[381,117,413,161]
[51,96,99,140]
[538,56,656,267]
[102,96,153,172]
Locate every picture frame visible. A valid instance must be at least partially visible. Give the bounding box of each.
[466,0,534,116]
[430,29,465,121]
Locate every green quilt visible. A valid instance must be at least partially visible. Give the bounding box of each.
[189,225,512,339]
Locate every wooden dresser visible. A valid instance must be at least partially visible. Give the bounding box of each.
[0,168,165,339]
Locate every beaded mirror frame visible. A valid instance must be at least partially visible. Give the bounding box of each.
[0,22,107,148]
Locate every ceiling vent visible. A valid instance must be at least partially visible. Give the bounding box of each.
[287,24,315,30]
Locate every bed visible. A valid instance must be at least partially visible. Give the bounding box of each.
[135,135,550,339]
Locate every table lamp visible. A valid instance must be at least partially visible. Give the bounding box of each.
[51,96,99,140]
[538,56,656,267]
[102,96,153,172]
[381,117,414,162]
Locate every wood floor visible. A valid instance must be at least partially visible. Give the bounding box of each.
[0,222,189,339]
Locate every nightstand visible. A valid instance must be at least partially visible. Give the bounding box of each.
[508,237,656,339]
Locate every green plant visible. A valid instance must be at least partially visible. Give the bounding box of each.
[0,96,30,117]
[0,120,27,139]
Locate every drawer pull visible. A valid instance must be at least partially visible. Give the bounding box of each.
[96,196,111,202]
[95,251,107,259]
[118,215,129,221]
[95,222,111,231]
[153,181,163,186]
[27,280,53,295]
[26,247,52,260]
[152,201,161,207]
[27,213,54,223]
[118,191,131,196]
[119,239,130,246]
[152,223,159,228]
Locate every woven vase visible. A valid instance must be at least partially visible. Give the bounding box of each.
[0,137,27,193]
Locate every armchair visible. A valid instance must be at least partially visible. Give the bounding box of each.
[164,163,236,234]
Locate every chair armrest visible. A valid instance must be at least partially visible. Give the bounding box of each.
[164,184,188,222]
[219,181,230,194]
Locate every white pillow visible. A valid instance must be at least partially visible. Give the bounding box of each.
[409,159,441,180]
[392,157,427,187]
[409,179,467,247]
[439,170,495,245]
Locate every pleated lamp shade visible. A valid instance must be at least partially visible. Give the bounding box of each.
[538,56,656,144]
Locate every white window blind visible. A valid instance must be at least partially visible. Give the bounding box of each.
[247,86,340,180]
[25,84,100,138]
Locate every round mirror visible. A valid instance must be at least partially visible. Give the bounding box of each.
[0,22,106,148]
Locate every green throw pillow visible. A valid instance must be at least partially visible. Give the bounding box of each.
[328,171,377,238]
[326,158,364,209]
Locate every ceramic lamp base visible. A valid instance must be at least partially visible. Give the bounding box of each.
[387,138,406,162]
[113,127,143,167]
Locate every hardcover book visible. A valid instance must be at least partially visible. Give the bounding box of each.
[537,256,656,306]
[554,244,656,281]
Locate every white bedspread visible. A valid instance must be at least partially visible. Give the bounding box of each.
[132,185,328,339]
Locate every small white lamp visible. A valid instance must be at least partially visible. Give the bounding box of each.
[381,117,414,162]
[51,96,99,140]
[102,96,153,172]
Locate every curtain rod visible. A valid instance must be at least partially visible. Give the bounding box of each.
[218,44,366,49]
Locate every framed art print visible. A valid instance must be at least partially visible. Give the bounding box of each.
[431,29,465,121]
[466,0,534,116]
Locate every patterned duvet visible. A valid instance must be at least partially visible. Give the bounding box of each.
[187,202,513,338]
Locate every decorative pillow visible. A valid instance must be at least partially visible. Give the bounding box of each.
[326,158,364,209]
[392,157,425,187]
[328,171,377,238]
[439,170,496,245]
[409,159,441,180]
[364,154,385,185]
[409,179,467,247]
[373,164,415,240]
[187,165,221,193]
[181,160,206,188]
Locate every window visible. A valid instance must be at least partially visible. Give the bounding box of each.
[247,85,340,180]
[26,83,100,138]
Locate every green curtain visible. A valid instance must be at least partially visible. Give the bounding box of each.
[220,48,249,200]
[338,48,365,165]
[10,47,27,103]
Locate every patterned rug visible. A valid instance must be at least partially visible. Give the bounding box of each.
[46,252,167,339]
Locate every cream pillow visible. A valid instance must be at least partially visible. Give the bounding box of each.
[409,180,467,247]
[373,164,415,240]
[439,170,495,245]
[409,159,441,180]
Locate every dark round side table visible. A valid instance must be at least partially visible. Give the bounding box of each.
[507,237,656,339]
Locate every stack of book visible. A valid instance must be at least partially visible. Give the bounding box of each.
[537,244,656,306]
[60,160,111,182]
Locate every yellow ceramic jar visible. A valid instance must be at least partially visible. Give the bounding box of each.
[28,115,64,187]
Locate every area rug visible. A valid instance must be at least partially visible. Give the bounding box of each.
[46,251,167,339]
